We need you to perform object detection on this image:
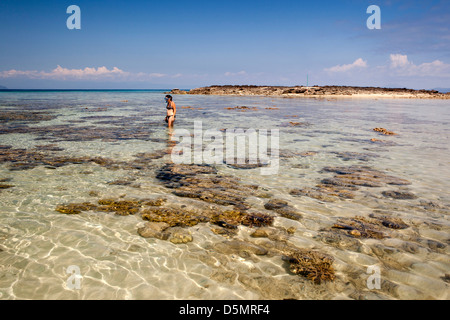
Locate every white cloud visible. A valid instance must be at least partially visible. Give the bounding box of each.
[390,54,412,68]
[48,65,127,79]
[325,58,367,72]
[323,55,450,82]
[0,65,128,80]
[224,70,247,77]
[389,54,450,77]
[147,73,166,78]
[0,66,171,81]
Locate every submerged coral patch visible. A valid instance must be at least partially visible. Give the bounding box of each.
[282,248,335,284]
[241,213,275,227]
[321,166,411,186]
[55,197,167,216]
[0,146,117,171]
[382,190,418,200]
[290,184,355,202]
[224,158,270,170]
[290,165,413,203]
[225,106,258,111]
[156,163,263,210]
[210,209,274,229]
[368,213,409,230]
[0,111,57,123]
[332,216,387,239]
[0,144,167,172]
[264,199,303,220]
[55,202,98,215]
[97,199,143,215]
[330,212,409,239]
[331,151,380,162]
[288,165,414,202]
[0,112,156,143]
[141,207,208,227]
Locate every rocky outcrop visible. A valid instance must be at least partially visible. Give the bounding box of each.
[373,128,397,135]
[173,85,450,99]
[166,88,188,94]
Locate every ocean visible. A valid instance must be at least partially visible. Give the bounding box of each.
[0,90,449,299]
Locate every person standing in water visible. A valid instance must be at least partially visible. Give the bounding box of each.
[165,95,176,127]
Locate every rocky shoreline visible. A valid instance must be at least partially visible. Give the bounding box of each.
[168,85,450,99]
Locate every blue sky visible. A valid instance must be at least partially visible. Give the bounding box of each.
[0,0,449,89]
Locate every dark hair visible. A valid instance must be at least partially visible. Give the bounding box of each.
[165,95,173,101]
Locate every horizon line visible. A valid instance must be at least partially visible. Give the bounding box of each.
[0,85,449,92]
[0,88,179,91]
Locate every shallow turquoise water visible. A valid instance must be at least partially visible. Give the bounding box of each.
[0,91,449,300]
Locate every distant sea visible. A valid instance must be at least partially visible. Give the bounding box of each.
[0,89,175,92]
[434,88,450,93]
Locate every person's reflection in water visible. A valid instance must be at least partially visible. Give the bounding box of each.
[165,126,177,163]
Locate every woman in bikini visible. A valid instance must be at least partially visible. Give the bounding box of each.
[165,95,176,127]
